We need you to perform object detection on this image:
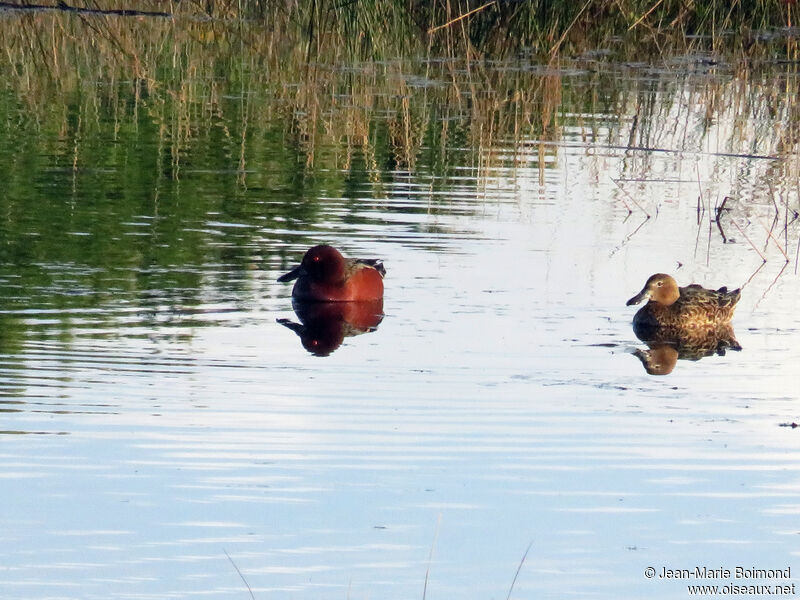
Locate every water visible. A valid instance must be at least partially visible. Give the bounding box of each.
[1,16,800,599]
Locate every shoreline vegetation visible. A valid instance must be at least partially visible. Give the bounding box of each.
[2,0,798,167]
[2,0,800,48]
[2,0,799,198]
[2,1,799,236]
[0,0,798,59]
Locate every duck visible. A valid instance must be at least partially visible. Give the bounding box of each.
[626,273,740,334]
[277,245,385,301]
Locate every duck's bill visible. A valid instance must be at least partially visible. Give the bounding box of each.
[276,317,304,334]
[626,290,648,306]
[277,265,302,282]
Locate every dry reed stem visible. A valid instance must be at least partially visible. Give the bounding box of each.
[693,197,703,259]
[428,1,496,34]
[628,0,667,31]
[506,541,533,600]
[730,219,767,263]
[695,166,705,226]
[754,260,789,310]
[609,214,651,257]
[611,177,650,217]
[759,219,791,262]
[706,204,713,267]
[714,196,729,243]
[422,514,442,600]
[795,233,800,274]
[224,550,255,600]
[737,260,766,298]
[548,0,594,59]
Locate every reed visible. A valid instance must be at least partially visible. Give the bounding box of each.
[3,5,800,178]
[3,7,800,194]
[1,0,796,59]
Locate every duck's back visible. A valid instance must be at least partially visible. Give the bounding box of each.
[673,284,740,326]
[678,284,740,308]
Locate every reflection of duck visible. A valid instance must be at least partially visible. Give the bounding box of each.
[634,344,680,376]
[278,299,384,356]
[632,324,742,375]
[626,273,740,332]
[278,245,385,301]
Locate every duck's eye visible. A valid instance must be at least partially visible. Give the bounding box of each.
[313,255,321,262]
[656,281,663,287]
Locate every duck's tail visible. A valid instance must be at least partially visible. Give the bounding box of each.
[356,258,386,277]
[727,287,742,307]
[716,286,741,308]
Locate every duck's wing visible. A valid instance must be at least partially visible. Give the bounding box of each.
[353,258,386,277]
[680,284,740,308]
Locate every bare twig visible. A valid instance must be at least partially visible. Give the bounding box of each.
[763,183,780,252]
[0,1,171,16]
[224,550,255,600]
[428,1,496,34]
[628,0,666,31]
[730,219,767,263]
[696,166,706,226]
[694,168,706,261]
[696,194,704,226]
[714,196,729,243]
[741,260,766,290]
[506,541,533,600]
[609,215,651,257]
[422,514,442,600]
[753,261,789,311]
[549,0,594,58]
[795,233,800,274]
[611,177,650,217]
[759,219,790,262]
[693,206,703,260]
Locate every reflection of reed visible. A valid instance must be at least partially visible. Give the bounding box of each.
[0,15,571,186]
[5,10,800,186]
[610,56,800,299]
[3,8,800,268]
